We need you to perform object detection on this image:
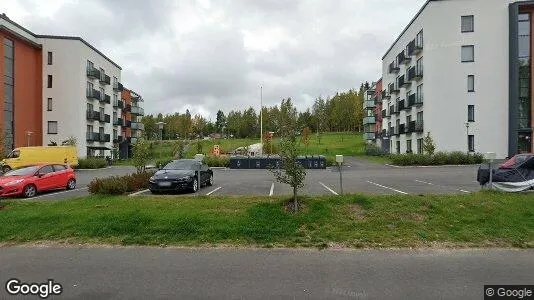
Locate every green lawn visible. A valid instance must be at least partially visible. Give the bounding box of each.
[1,191,532,248]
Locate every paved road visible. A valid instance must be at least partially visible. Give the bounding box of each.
[0,247,531,299]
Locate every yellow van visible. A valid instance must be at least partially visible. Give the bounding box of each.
[1,146,78,172]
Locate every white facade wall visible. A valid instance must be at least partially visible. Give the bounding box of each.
[39,38,122,158]
[382,0,514,158]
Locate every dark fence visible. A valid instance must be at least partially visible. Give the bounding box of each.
[229,155,326,169]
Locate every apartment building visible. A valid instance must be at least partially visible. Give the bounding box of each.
[0,14,145,158]
[375,0,534,159]
[0,14,43,153]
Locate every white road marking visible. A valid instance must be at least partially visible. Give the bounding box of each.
[415,180,470,193]
[128,189,150,197]
[206,187,222,196]
[318,181,338,195]
[32,187,89,199]
[269,183,274,196]
[366,181,408,195]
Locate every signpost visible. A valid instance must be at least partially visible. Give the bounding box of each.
[485,152,496,190]
[336,155,344,195]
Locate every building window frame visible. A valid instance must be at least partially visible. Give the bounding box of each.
[47,121,58,134]
[47,75,53,88]
[417,138,423,154]
[461,15,474,33]
[468,135,475,152]
[468,75,475,92]
[461,45,475,62]
[47,98,53,111]
[407,140,412,153]
[47,51,53,65]
[468,105,475,122]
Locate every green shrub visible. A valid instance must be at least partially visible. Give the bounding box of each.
[76,158,107,169]
[203,155,230,167]
[431,152,448,165]
[365,144,386,156]
[472,153,484,164]
[88,171,155,195]
[326,156,335,167]
[390,151,485,166]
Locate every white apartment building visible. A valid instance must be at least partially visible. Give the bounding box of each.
[39,36,123,158]
[378,0,532,159]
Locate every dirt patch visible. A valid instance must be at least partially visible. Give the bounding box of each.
[348,204,367,220]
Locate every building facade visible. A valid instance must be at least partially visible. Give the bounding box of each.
[0,14,43,153]
[0,14,144,158]
[377,0,534,158]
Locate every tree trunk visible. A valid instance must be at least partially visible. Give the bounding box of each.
[293,187,298,212]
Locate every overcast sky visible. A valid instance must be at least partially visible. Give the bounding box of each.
[4,0,425,119]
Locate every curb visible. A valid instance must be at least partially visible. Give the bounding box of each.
[385,164,481,168]
[210,167,228,169]
[128,189,150,197]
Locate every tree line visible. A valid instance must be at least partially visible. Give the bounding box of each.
[141,83,369,139]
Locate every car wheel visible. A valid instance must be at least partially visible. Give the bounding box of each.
[192,178,198,192]
[207,174,214,186]
[2,166,11,173]
[23,184,37,198]
[66,179,76,190]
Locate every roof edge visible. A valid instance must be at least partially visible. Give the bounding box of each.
[381,0,434,61]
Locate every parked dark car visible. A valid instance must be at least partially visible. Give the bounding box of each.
[149,159,213,193]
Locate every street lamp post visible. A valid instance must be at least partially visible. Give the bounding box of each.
[26,131,33,147]
[260,86,263,155]
[465,122,470,153]
[156,122,165,141]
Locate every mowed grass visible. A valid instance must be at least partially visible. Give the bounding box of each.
[0,191,532,248]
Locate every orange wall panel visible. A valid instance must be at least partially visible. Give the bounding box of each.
[121,89,132,137]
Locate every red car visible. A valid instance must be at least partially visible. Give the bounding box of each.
[0,164,76,198]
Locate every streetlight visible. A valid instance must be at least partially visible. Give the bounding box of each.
[260,85,263,155]
[26,131,33,147]
[156,122,165,141]
[465,122,470,153]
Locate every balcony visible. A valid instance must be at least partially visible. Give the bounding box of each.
[86,67,100,79]
[391,83,400,95]
[407,67,416,81]
[113,118,124,126]
[399,75,411,88]
[99,133,111,143]
[364,132,376,140]
[413,38,423,54]
[364,100,375,109]
[398,124,406,135]
[100,74,111,85]
[415,121,424,133]
[408,94,416,107]
[131,95,142,102]
[113,136,123,143]
[388,127,395,137]
[113,99,125,109]
[415,94,424,107]
[389,105,396,116]
[398,100,406,111]
[381,90,391,100]
[130,105,144,116]
[113,82,124,91]
[414,68,424,80]
[397,51,408,65]
[382,109,387,118]
[389,61,400,73]
[124,104,131,112]
[86,132,100,141]
[363,116,376,125]
[124,120,131,127]
[100,94,111,104]
[86,110,100,121]
[98,113,110,123]
[86,89,101,100]
[406,40,415,58]
[407,121,415,134]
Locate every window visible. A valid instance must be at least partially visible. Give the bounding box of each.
[396,141,401,154]
[87,82,93,93]
[416,84,423,103]
[406,115,412,125]
[47,51,53,65]
[468,135,475,152]
[417,111,424,122]
[99,127,104,135]
[416,57,423,75]
[100,88,105,100]
[47,121,58,134]
[53,165,67,171]
[468,75,475,92]
[38,165,54,175]
[461,15,474,32]
[87,103,93,111]
[468,105,475,122]
[461,45,474,62]
[47,98,52,111]
[99,107,105,118]
[113,112,117,122]
[113,94,118,106]
[87,125,93,133]
[87,60,94,71]
[417,138,423,154]
[416,29,423,48]
[407,140,412,153]
[47,75,53,88]
[113,129,118,139]
[100,68,105,81]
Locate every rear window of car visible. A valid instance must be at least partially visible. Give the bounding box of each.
[53,165,67,171]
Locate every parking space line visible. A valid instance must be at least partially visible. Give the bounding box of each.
[206,187,222,196]
[128,189,149,197]
[366,181,408,195]
[318,181,338,195]
[32,187,89,199]
[269,183,274,196]
[415,180,470,193]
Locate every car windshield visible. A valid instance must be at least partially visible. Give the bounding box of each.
[162,160,198,170]
[4,166,39,176]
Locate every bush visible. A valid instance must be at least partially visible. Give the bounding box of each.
[88,171,155,195]
[76,158,107,169]
[390,152,485,166]
[365,144,386,156]
[326,156,335,167]
[203,155,230,167]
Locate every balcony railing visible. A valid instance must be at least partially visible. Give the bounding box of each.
[407,67,416,81]
[381,90,391,100]
[406,40,415,57]
[86,89,101,100]
[398,123,406,135]
[86,67,100,79]
[86,132,100,141]
[124,120,132,127]
[113,82,124,91]
[397,51,407,65]
[364,100,375,109]
[399,75,411,88]
[99,133,111,143]
[389,105,396,116]
[398,100,406,111]
[113,99,125,109]
[391,83,400,94]
[113,118,124,126]
[363,116,376,124]
[415,121,424,132]
[382,109,387,118]
[130,105,144,116]
[414,37,424,54]
[414,67,424,80]
[408,94,416,107]
[407,121,415,134]
[86,110,100,121]
[415,93,424,106]
[98,113,110,123]
[100,94,111,104]
[364,132,376,140]
[389,61,400,73]
[124,104,131,112]
[113,136,123,143]
[100,74,111,85]
[388,127,395,137]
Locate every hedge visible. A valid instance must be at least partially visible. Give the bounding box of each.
[76,158,107,169]
[390,151,484,166]
[88,171,155,195]
[203,155,230,167]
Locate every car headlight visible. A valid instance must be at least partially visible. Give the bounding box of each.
[180,176,193,182]
[5,179,24,186]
